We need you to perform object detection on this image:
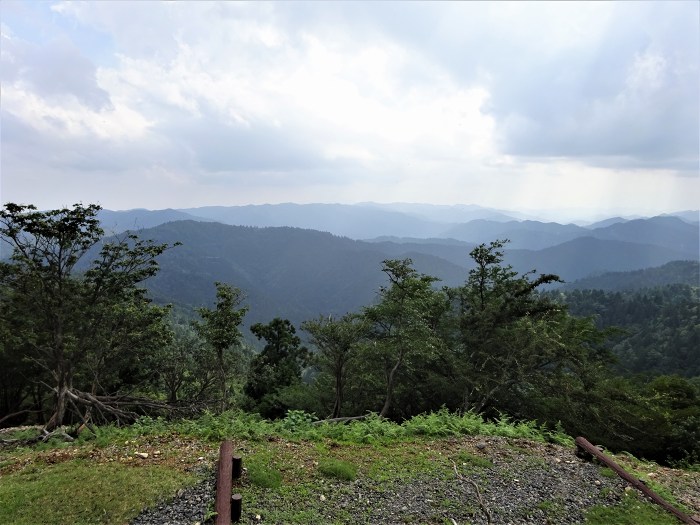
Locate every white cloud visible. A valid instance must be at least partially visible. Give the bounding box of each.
[1,1,697,218]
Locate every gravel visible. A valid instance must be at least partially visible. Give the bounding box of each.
[130,468,216,525]
[130,437,630,525]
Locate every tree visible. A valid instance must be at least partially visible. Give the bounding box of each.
[362,259,448,418]
[157,322,205,404]
[244,318,309,418]
[302,313,369,418]
[0,203,176,429]
[193,282,248,412]
[448,240,563,413]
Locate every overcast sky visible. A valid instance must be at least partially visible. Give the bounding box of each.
[1,1,698,220]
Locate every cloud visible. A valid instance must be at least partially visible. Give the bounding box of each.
[0,1,697,216]
[482,3,699,171]
[1,25,111,111]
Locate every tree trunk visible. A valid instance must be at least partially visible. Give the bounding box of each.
[331,369,343,418]
[46,369,70,431]
[379,352,404,418]
[217,349,228,413]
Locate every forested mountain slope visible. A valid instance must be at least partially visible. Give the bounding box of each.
[141,221,467,326]
[134,220,698,325]
[562,260,699,291]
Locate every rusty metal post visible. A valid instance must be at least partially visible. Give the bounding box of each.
[215,440,233,525]
[575,436,698,525]
[232,454,242,480]
[231,493,242,522]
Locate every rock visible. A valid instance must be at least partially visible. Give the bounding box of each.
[135,452,149,459]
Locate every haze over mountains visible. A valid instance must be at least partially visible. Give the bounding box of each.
[98,202,699,244]
[90,203,699,327]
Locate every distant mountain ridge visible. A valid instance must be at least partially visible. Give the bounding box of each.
[86,203,699,325]
[120,218,700,327]
[99,203,699,254]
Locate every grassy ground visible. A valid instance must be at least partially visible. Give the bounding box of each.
[0,412,697,524]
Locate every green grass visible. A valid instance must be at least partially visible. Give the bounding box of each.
[1,411,695,525]
[599,466,616,478]
[585,492,682,525]
[536,497,567,522]
[0,459,195,525]
[247,461,283,488]
[456,450,493,469]
[317,458,357,480]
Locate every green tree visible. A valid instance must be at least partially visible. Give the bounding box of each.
[193,282,248,412]
[244,318,309,419]
[448,240,563,413]
[362,259,448,418]
[302,313,369,418]
[0,203,175,429]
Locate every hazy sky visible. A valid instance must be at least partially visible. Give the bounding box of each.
[1,1,698,220]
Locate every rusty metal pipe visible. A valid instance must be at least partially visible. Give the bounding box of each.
[575,436,698,525]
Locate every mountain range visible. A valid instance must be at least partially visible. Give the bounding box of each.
[98,203,699,247]
[98,203,699,327]
[2,203,694,327]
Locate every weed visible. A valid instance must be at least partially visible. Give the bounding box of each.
[282,410,318,433]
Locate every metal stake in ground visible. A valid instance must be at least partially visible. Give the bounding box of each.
[215,440,233,525]
[233,454,242,480]
[231,494,242,522]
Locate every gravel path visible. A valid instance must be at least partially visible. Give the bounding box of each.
[130,437,632,525]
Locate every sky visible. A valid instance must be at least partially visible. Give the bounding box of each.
[1,1,698,221]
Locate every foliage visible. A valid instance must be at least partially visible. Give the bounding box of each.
[155,322,210,404]
[0,203,176,429]
[302,313,370,418]
[281,409,318,432]
[244,318,310,419]
[3,203,694,466]
[554,284,699,377]
[361,258,449,418]
[445,239,565,414]
[193,282,248,411]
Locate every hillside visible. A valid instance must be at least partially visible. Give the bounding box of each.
[128,220,697,327]
[563,260,700,291]
[139,221,468,326]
